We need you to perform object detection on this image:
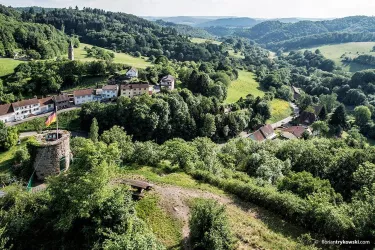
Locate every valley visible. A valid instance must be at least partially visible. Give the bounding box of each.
[303,42,375,72]
[0,3,375,250]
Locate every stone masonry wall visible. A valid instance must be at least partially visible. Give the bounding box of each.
[32,131,70,181]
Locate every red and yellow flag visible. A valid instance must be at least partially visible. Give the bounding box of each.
[45,112,57,127]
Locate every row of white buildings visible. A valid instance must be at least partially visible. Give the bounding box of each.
[0,75,176,123]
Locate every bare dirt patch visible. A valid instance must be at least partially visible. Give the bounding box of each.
[153,184,258,249]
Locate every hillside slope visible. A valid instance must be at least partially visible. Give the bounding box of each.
[237,16,375,50]
[123,167,315,250]
[196,17,259,28]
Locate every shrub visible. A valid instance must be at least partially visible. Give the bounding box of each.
[189,199,235,250]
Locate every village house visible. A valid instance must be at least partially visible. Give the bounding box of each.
[291,86,301,101]
[249,124,276,142]
[12,98,41,121]
[120,83,149,98]
[102,85,119,99]
[126,67,138,79]
[159,75,175,90]
[38,97,54,114]
[93,89,104,102]
[73,89,94,105]
[0,103,15,123]
[299,105,323,125]
[55,94,71,110]
[280,126,312,140]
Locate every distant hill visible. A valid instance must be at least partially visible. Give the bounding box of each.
[236,16,375,50]
[196,17,259,28]
[155,20,214,39]
[143,16,220,26]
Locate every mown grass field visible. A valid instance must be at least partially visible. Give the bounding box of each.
[190,37,222,45]
[303,42,375,72]
[228,49,245,59]
[70,43,152,68]
[268,99,293,124]
[226,70,292,123]
[225,71,265,103]
[0,139,30,175]
[121,166,313,250]
[0,58,22,77]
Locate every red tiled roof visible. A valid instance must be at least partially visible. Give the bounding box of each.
[281,131,298,140]
[249,130,266,142]
[260,124,274,138]
[55,94,70,102]
[12,98,39,109]
[121,83,149,90]
[38,97,54,107]
[0,103,14,116]
[73,89,93,97]
[299,111,316,125]
[102,85,118,90]
[283,126,307,138]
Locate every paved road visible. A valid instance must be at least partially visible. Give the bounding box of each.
[7,107,80,127]
[271,102,299,129]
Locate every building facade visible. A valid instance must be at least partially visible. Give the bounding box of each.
[126,67,138,78]
[102,85,119,99]
[39,97,54,114]
[73,89,94,105]
[160,75,175,90]
[120,83,149,98]
[0,104,15,123]
[12,98,41,121]
[55,94,71,110]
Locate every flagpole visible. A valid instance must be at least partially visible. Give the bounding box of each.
[54,97,58,138]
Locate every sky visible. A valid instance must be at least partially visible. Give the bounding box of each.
[2,0,375,19]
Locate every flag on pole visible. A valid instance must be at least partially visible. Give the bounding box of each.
[45,111,57,127]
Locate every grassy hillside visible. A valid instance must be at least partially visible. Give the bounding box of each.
[304,42,375,72]
[0,42,152,79]
[225,71,265,103]
[121,166,313,250]
[0,58,22,77]
[68,43,152,69]
[226,71,292,123]
[268,99,293,124]
[190,37,222,45]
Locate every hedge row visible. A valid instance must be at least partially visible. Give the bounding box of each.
[190,170,357,240]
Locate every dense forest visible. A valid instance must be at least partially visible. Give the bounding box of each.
[17,7,229,62]
[236,16,375,50]
[0,5,69,59]
[155,20,214,39]
[3,4,375,249]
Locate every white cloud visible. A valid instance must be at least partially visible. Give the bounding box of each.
[3,0,375,18]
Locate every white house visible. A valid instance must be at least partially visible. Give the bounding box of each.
[12,98,41,121]
[126,67,138,78]
[120,83,149,98]
[102,85,119,99]
[73,89,94,105]
[0,103,15,123]
[160,75,175,90]
[38,97,54,114]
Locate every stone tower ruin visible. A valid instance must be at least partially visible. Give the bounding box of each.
[68,40,74,61]
[30,130,71,181]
